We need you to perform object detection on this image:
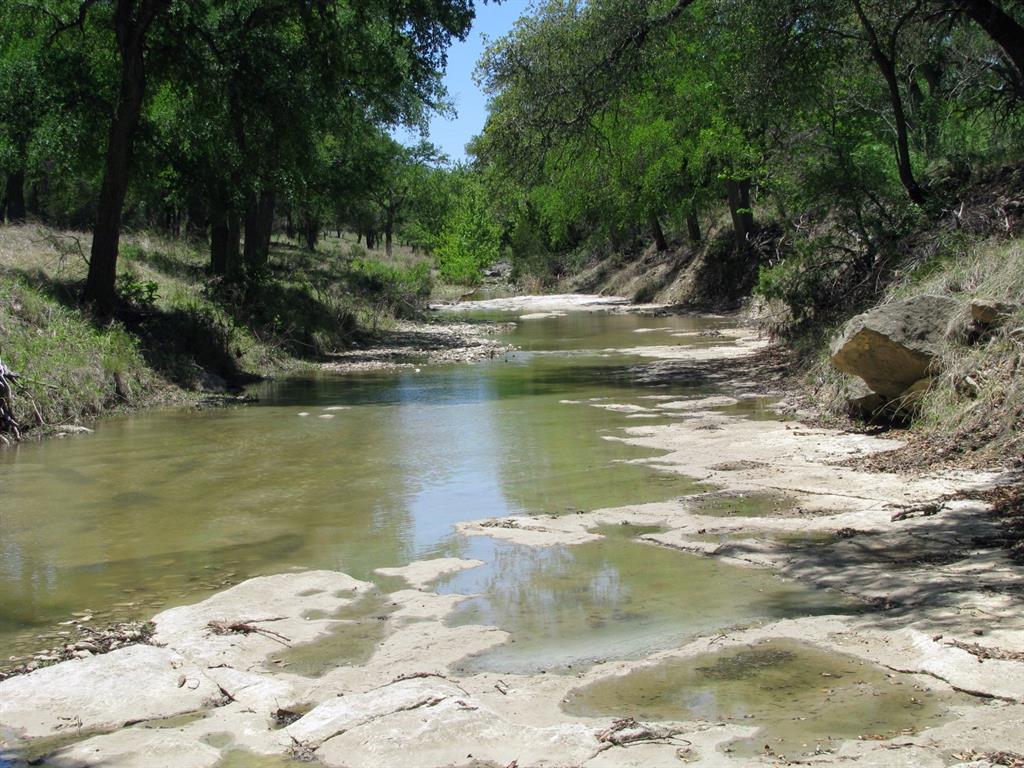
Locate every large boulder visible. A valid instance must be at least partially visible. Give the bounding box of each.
[830,295,959,397]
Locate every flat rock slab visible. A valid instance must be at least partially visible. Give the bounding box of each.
[433,294,638,313]
[153,570,370,667]
[0,645,219,740]
[314,694,600,768]
[375,558,484,589]
[47,728,222,768]
[287,677,466,747]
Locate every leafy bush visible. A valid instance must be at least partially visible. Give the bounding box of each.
[347,259,432,318]
[436,180,501,284]
[116,272,160,308]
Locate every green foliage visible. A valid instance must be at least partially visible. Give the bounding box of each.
[436,179,502,284]
[467,0,1024,299]
[347,258,432,317]
[116,272,160,308]
[0,277,151,427]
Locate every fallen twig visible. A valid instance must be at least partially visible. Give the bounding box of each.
[947,639,1024,663]
[207,620,291,645]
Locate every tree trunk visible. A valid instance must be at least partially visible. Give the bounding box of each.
[852,0,927,206]
[185,196,206,239]
[210,213,229,276]
[5,171,26,223]
[385,225,394,257]
[303,216,318,251]
[958,0,1024,78]
[83,0,166,314]
[243,188,275,276]
[649,213,668,252]
[686,211,701,244]
[225,210,242,280]
[726,178,754,253]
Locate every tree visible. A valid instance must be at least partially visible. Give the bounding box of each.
[21,0,474,311]
[368,139,445,258]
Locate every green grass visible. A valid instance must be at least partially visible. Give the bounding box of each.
[0,276,156,431]
[0,224,435,439]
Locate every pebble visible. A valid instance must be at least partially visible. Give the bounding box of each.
[297,412,310,417]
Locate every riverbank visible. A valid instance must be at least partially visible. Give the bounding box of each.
[2,298,1021,768]
[0,224,505,444]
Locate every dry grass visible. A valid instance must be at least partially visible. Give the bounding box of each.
[908,239,1024,462]
[796,236,1024,467]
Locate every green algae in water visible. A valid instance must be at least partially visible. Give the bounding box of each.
[691,491,794,518]
[589,523,669,539]
[439,537,854,676]
[265,589,395,677]
[563,639,957,757]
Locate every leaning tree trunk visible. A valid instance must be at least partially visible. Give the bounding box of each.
[852,0,927,206]
[958,0,1024,78]
[83,0,167,314]
[649,213,668,252]
[726,178,754,253]
[5,170,26,223]
[686,211,701,244]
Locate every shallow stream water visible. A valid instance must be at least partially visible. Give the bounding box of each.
[1,311,759,660]
[1,306,967,761]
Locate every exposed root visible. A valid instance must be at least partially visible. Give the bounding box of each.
[207,619,291,645]
[952,750,1024,767]
[596,717,689,747]
[947,639,1024,663]
[0,356,21,439]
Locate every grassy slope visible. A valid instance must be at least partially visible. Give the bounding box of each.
[0,225,431,442]
[805,235,1024,465]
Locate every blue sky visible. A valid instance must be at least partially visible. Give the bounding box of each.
[397,2,529,162]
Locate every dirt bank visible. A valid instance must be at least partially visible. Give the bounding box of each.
[2,300,1022,768]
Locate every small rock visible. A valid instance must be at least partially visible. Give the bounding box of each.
[845,377,886,419]
[197,369,228,393]
[970,298,1016,325]
[896,377,933,409]
[55,425,94,435]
